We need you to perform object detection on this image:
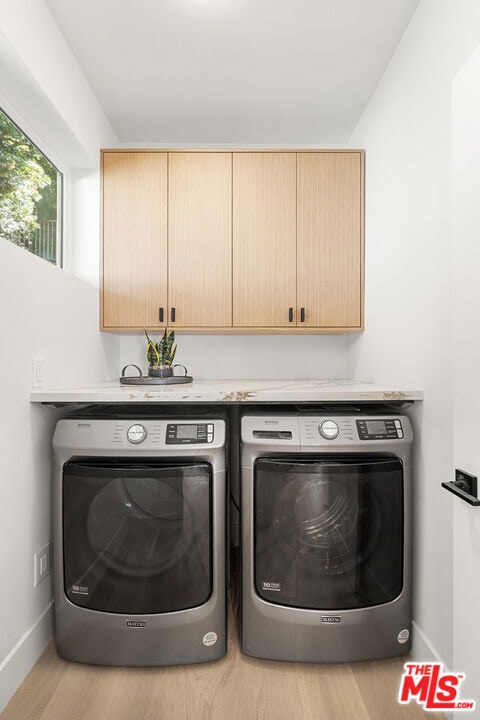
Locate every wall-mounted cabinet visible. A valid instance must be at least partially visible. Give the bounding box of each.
[102,151,168,329]
[296,152,363,328]
[233,152,297,328]
[101,149,364,333]
[168,152,232,327]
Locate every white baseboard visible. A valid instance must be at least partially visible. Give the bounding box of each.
[411,619,445,663]
[411,621,453,720]
[0,602,54,714]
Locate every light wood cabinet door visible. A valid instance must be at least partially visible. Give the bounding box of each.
[233,152,297,327]
[168,153,232,327]
[297,152,363,328]
[102,152,167,329]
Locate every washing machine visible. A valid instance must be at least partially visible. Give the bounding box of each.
[52,404,227,666]
[240,410,413,663]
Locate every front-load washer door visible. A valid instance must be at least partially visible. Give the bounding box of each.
[62,460,212,614]
[254,455,403,610]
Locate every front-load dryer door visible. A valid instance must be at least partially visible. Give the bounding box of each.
[62,460,212,614]
[254,456,403,610]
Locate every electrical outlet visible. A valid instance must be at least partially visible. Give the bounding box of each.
[32,357,45,389]
[34,543,50,587]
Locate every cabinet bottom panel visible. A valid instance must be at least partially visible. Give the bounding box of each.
[101,326,364,335]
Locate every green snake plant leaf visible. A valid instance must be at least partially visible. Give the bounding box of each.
[144,327,177,367]
[144,330,160,366]
[158,327,176,365]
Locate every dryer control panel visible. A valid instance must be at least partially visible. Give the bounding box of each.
[53,418,225,451]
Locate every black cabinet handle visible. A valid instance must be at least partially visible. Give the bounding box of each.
[171,307,176,323]
[288,307,294,323]
[442,469,480,506]
[159,307,164,323]
[300,307,305,323]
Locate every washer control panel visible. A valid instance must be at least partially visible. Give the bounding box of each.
[127,424,147,444]
[300,415,410,445]
[242,414,411,447]
[356,418,404,440]
[165,423,214,444]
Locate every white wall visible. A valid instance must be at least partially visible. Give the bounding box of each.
[0,0,119,712]
[451,46,480,706]
[0,241,119,713]
[348,0,480,684]
[120,333,349,380]
[68,167,105,286]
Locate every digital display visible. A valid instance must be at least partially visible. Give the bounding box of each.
[366,420,386,435]
[166,422,211,444]
[176,424,198,439]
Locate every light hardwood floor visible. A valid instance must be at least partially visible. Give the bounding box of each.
[1,620,444,720]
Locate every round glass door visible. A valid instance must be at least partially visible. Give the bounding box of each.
[63,460,212,614]
[254,456,404,610]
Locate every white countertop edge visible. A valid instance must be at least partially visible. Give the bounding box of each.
[30,379,424,403]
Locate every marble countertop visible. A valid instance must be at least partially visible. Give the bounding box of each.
[30,379,423,404]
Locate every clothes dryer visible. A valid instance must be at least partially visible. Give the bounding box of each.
[53,405,227,666]
[240,411,413,662]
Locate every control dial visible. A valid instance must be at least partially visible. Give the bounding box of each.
[319,420,339,440]
[127,424,147,444]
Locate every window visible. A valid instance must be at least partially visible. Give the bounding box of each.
[0,108,63,265]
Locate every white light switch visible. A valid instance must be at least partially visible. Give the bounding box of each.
[32,358,45,388]
[34,543,50,587]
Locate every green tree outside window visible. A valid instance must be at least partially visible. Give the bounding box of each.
[0,108,62,265]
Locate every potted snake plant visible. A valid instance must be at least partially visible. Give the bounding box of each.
[144,328,178,377]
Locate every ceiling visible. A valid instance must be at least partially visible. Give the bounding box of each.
[44,0,421,145]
